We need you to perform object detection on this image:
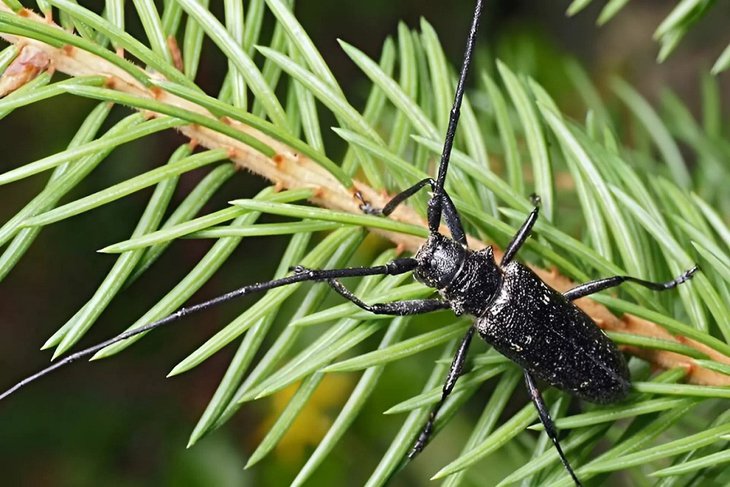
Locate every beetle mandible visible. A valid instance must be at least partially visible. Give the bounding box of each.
[0,1,699,485]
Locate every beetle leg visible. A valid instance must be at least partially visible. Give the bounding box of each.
[357,178,467,246]
[326,278,451,315]
[435,190,467,246]
[357,178,433,216]
[501,196,541,266]
[563,266,698,301]
[524,370,583,487]
[408,326,475,459]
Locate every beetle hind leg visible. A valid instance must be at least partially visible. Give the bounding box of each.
[563,267,698,301]
[524,371,583,487]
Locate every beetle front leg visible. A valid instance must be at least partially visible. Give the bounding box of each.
[356,178,433,216]
[356,178,467,246]
[501,195,541,266]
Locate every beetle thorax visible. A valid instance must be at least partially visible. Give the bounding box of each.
[413,234,502,316]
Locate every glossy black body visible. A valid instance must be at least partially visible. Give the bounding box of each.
[415,234,630,404]
[477,262,630,404]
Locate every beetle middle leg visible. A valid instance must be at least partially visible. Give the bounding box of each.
[563,266,698,301]
[325,278,451,315]
[524,370,583,486]
[408,326,475,459]
[320,275,475,457]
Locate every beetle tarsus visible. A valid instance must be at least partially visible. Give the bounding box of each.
[354,191,383,215]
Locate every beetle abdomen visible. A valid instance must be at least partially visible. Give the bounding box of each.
[475,262,630,404]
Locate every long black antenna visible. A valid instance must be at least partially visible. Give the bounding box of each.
[428,0,484,233]
[0,259,417,401]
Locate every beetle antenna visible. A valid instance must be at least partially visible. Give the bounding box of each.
[0,259,417,401]
[428,0,484,233]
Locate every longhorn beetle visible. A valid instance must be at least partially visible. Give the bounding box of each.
[1,0,699,485]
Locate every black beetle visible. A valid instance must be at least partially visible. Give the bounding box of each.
[0,0,698,485]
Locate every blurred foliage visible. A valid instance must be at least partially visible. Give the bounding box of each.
[566,0,730,73]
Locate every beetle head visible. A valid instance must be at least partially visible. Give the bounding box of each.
[413,233,466,290]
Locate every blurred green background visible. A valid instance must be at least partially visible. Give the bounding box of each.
[0,1,728,486]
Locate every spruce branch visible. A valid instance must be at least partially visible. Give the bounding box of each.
[1,3,728,389]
